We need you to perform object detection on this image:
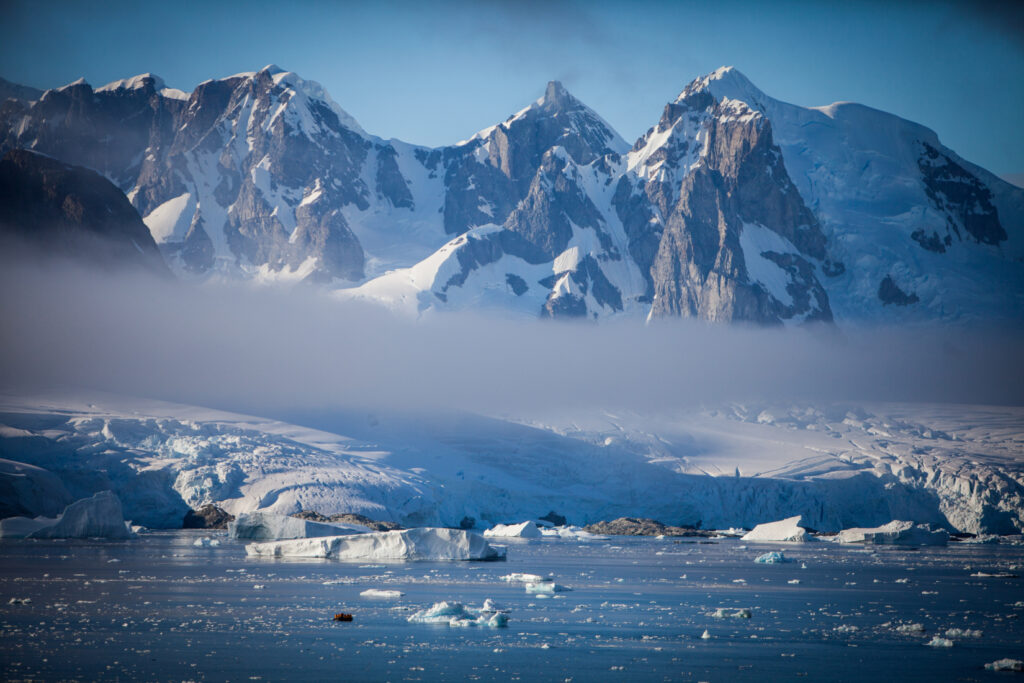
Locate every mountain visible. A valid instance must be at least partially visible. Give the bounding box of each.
[2,67,1021,324]
[350,68,1023,324]
[0,149,170,275]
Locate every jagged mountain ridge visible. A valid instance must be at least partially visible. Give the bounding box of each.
[1,66,1021,324]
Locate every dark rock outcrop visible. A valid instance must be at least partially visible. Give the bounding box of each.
[183,504,234,529]
[0,149,171,275]
[292,510,402,531]
[584,517,715,537]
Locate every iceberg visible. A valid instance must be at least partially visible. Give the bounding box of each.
[741,516,812,543]
[834,521,949,546]
[0,491,133,540]
[228,511,370,541]
[985,659,1024,672]
[754,551,789,564]
[708,607,752,618]
[525,581,571,593]
[407,599,509,628]
[359,589,404,598]
[245,527,507,561]
[483,521,542,538]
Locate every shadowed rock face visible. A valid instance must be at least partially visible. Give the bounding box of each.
[918,142,1006,247]
[0,149,170,275]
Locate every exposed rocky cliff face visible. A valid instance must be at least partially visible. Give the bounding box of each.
[2,66,1021,324]
[0,149,170,275]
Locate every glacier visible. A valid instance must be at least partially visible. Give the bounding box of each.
[0,394,1021,535]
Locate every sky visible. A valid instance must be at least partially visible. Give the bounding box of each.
[1,0,1023,176]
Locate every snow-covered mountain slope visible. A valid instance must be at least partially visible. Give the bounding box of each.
[2,66,1021,323]
[349,68,1023,323]
[694,67,1024,322]
[0,394,1020,534]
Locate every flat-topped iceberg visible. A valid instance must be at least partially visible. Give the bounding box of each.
[228,511,370,541]
[834,521,949,546]
[245,527,506,561]
[741,515,812,543]
[483,521,542,538]
[0,491,133,540]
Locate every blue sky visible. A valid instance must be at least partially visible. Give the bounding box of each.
[2,0,1022,175]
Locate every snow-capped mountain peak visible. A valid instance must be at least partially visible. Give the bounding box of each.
[96,73,166,93]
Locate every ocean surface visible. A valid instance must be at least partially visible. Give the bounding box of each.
[1,531,1022,681]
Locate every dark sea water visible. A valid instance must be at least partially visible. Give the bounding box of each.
[1,531,1022,681]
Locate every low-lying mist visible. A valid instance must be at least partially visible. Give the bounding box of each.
[1,261,1022,420]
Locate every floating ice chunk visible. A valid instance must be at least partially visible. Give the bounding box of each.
[945,628,981,638]
[741,516,811,543]
[483,521,542,538]
[709,608,752,619]
[193,536,221,547]
[835,521,949,546]
[754,551,789,564]
[245,528,506,561]
[0,491,133,540]
[926,636,953,647]
[539,525,605,541]
[787,579,801,584]
[8,597,31,605]
[701,629,711,639]
[525,581,571,593]
[502,573,545,583]
[985,659,1024,672]
[896,623,925,634]
[970,571,1019,578]
[834,625,859,633]
[360,589,404,598]
[228,512,370,541]
[407,600,508,628]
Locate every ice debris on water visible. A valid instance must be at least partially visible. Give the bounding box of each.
[925,636,953,647]
[709,608,752,619]
[985,659,1024,672]
[701,629,711,639]
[193,537,220,547]
[895,623,925,634]
[502,573,545,583]
[755,551,789,564]
[8,597,31,605]
[407,599,509,628]
[787,579,801,584]
[359,589,404,598]
[525,581,571,593]
[945,628,981,638]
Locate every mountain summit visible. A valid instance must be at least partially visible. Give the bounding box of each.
[1,66,1020,324]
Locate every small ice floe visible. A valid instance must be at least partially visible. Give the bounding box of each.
[895,623,925,634]
[834,521,948,546]
[502,573,545,583]
[787,579,801,584]
[483,521,542,539]
[985,659,1024,672]
[970,571,1019,578]
[741,516,812,543]
[925,636,953,647]
[754,551,789,564]
[708,608,752,619]
[193,537,221,547]
[701,629,712,639]
[834,625,859,633]
[8,597,31,605]
[945,628,981,638]
[252,584,265,590]
[360,589,404,599]
[539,525,605,541]
[525,581,571,594]
[407,599,508,628]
